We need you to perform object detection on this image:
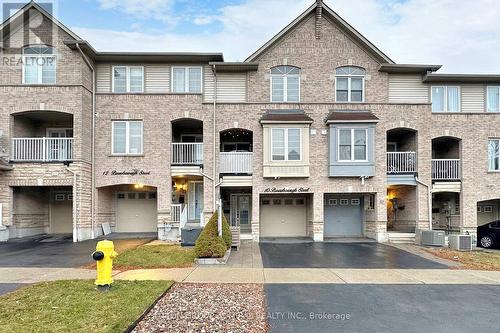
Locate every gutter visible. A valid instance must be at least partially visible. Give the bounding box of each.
[76,43,96,239]
[212,64,217,218]
[415,176,432,230]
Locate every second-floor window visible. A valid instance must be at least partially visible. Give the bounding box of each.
[112,121,143,155]
[488,139,500,171]
[271,128,301,161]
[270,66,300,102]
[338,128,367,161]
[431,86,460,112]
[487,86,500,112]
[335,66,365,102]
[113,66,144,93]
[172,66,202,93]
[22,45,56,84]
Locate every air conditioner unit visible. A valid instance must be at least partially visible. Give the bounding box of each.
[420,230,445,246]
[448,234,473,251]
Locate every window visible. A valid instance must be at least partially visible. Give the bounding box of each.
[368,194,375,210]
[477,206,482,213]
[487,86,500,112]
[351,199,360,205]
[327,199,337,206]
[271,128,301,161]
[127,193,136,199]
[172,66,202,93]
[340,199,349,205]
[55,193,65,201]
[488,139,500,171]
[273,199,282,205]
[112,121,143,155]
[431,86,460,112]
[296,198,305,205]
[338,128,367,161]
[270,66,300,102]
[335,66,365,102]
[22,45,56,84]
[484,206,493,213]
[117,193,126,199]
[112,66,143,93]
[284,198,294,205]
[262,199,270,205]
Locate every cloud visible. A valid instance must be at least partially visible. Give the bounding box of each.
[76,0,500,72]
[97,0,178,24]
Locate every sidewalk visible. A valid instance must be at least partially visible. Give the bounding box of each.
[3,266,498,285]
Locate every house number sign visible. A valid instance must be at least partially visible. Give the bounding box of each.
[264,187,310,193]
[102,169,151,176]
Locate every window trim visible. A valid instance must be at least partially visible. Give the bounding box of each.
[487,86,500,112]
[171,66,203,93]
[337,128,368,162]
[335,67,365,103]
[270,128,302,162]
[111,65,144,93]
[488,138,500,172]
[22,45,57,85]
[270,66,301,103]
[430,85,461,112]
[111,120,144,155]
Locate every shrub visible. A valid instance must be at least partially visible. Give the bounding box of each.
[194,211,233,258]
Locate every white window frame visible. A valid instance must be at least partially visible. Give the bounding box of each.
[340,199,349,206]
[270,128,302,162]
[487,86,500,112]
[22,45,57,85]
[337,128,368,162]
[335,67,365,103]
[112,66,144,93]
[488,138,500,171]
[484,205,493,213]
[171,66,203,93]
[430,86,461,112]
[270,66,301,102]
[111,120,144,155]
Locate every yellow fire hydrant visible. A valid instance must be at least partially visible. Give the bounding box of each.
[92,240,118,290]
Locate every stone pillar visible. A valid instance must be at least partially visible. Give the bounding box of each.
[251,189,260,242]
[312,192,324,242]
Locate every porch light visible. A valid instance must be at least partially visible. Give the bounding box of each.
[134,183,144,189]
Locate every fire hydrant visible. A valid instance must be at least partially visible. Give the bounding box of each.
[92,240,118,290]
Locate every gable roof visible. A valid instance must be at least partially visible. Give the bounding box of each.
[0,1,82,43]
[245,1,394,63]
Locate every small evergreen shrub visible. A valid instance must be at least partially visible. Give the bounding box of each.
[194,211,233,258]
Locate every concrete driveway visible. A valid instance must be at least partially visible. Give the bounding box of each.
[259,242,448,269]
[0,233,155,268]
[265,284,500,333]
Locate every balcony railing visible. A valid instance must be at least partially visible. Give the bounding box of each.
[432,159,461,180]
[11,138,74,162]
[387,152,417,174]
[219,152,253,174]
[171,143,203,165]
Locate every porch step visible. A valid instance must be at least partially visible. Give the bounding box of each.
[230,226,241,250]
[181,226,203,246]
[387,232,415,244]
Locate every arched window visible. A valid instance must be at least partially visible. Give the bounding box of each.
[335,66,365,102]
[270,65,300,102]
[22,45,56,84]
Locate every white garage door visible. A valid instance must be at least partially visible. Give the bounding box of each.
[260,196,307,237]
[116,192,157,232]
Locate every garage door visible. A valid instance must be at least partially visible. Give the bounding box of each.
[324,196,363,237]
[116,192,157,232]
[50,192,73,234]
[260,196,307,237]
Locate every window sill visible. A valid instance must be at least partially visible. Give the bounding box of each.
[108,154,145,157]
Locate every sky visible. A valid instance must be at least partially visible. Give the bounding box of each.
[4,0,500,73]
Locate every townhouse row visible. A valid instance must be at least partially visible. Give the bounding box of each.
[0,1,499,243]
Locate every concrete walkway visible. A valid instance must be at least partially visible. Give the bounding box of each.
[2,266,500,285]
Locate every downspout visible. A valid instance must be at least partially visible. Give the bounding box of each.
[76,43,96,239]
[212,64,217,214]
[415,176,432,230]
[66,166,78,242]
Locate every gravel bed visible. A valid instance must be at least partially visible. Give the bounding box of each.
[132,283,268,333]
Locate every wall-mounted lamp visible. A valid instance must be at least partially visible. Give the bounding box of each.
[134,183,144,189]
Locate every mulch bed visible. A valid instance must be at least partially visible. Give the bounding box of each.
[425,248,500,271]
[132,283,269,333]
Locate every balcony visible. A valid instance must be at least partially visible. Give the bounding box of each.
[171,143,203,165]
[220,152,253,174]
[11,137,73,162]
[387,152,417,174]
[432,159,460,181]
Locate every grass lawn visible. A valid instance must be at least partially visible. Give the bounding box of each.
[426,248,500,270]
[113,244,196,269]
[0,280,172,333]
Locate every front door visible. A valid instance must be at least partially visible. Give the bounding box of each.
[188,181,203,221]
[50,191,73,234]
[231,194,251,231]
